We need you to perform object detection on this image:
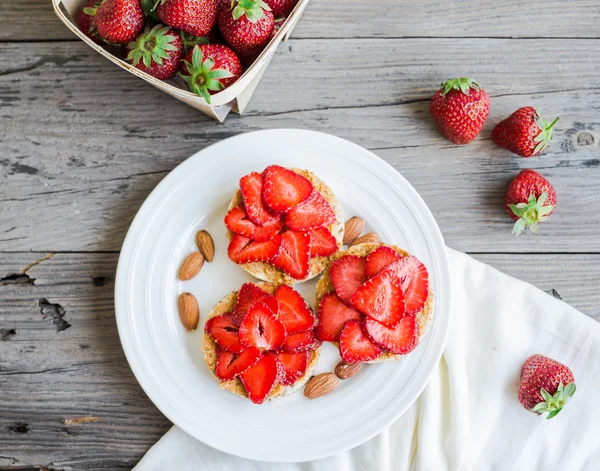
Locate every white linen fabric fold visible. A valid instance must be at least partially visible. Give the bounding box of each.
[135,248,600,471]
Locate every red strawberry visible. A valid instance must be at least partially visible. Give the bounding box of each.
[91,0,145,44]
[493,107,559,157]
[308,227,338,258]
[518,354,576,419]
[218,0,274,56]
[363,314,418,355]
[271,351,308,385]
[239,301,286,351]
[178,31,211,53]
[228,233,282,264]
[263,0,298,17]
[339,319,382,363]
[254,217,283,241]
[217,0,232,9]
[239,172,277,226]
[351,270,405,328]
[78,0,102,42]
[156,0,217,37]
[215,345,261,380]
[205,312,243,353]
[430,78,490,145]
[315,292,362,342]
[505,169,556,235]
[225,205,282,241]
[262,165,313,213]
[180,44,242,104]
[284,191,336,231]
[274,284,315,333]
[233,282,276,322]
[269,230,310,279]
[125,25,184,80]
[281,329,320,352]
[364,245,401,279]
[239,353,278,404]
[329,255,366,305]
[382,256,429,315]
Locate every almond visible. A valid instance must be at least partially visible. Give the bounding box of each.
[178,252,204,281]
[343,216,365,245]
[349,232,379,248]
[334,361,362,380]
[178,292,199,331]
[304,372,338,399]
[196,230,215,262]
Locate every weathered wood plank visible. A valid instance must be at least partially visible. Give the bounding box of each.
[1,40,599,253]
[2,0,600,41]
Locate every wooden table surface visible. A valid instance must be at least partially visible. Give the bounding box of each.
[1,1,599,469]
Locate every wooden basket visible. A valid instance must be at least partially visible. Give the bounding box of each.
[52,0,309,122]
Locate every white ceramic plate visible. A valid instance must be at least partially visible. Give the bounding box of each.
[115,129,451,463]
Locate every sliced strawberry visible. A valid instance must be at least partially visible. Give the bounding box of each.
[269,230,310,280]
[239,172,277,226]
[363,314,418,355]
[383,256,430,315]
[228,233,282,264]
[205,312,244,354]
[239,301,286,351]
[215,345,261,381]
[253,217,283,242]
[315,291,362,342]
[351,270,405,328]
[308,227,338,258]
[329,255,366,305]
[224,205,255,239]
[339,319,382,363]
[240,353,278,404]
[282,329,321,353]
[364,246,402,279]
[271,351,309,386]
[274,284,315,333]
[262,165,314,213]
[284,191,337,231]
[233,282,277,325]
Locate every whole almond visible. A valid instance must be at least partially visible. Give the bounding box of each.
[304,373,338,399]
[343,216,365,245]
[178,252,204,281]
[349,232,379,248]
[334,361,362,380]
[178,292,199,331]
[196,230,215,262]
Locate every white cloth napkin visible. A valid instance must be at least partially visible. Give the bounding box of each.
[135,248,600,471]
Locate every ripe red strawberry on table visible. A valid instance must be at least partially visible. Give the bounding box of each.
[493,107,559,157]
[263,0,298,18]
[85,0,145,44]
[125,25,184,79]
[218,0,274,56]
[155,0,218,37]
[430,77,490,144]
[505,169,556,235]
[518,354,576,419]
[77,0,102,43]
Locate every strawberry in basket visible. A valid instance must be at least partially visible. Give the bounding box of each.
[125,25,185,79]
[218,0,275,56]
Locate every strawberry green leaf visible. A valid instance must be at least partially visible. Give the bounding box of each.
[231,0,268,22]
[127,25,179,69]
[532,112,560,155]
[83,7,97,15]
[509,191,554,236]
[440,77,480,96]
[531,382,576,419]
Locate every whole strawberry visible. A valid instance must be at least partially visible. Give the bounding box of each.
[264,0,298,17]
[430,78,490,144]
[505,169,556,235]
[518,354,576,419]
[493,107,559,157]
[78,0,102,43]
[218,0,274,56]
[156,0,218,37]
[125,25,184,80]
[88,0,145,45]
[180,44,242,103]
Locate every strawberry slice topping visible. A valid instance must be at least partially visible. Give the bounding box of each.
[233,282,277,324]
[254,217,283,242]
[269,230,310,280]
[225,205,282,241]
[262,165,314,213]
[239,172,277,226]
[239,353,279,404]
[315,291,362,342]
[363,314,418,355]
[281,329,321,353]
[274,284,315,333]
[330,255,366,305]
[215,345,261,381]
[383,256,430,315]
[228,233,282,264]
[205,312,244,354]
[364,246,402,279]
[351,270,406,328]
[339,319,382,363]
[284,191,337,231]
[239,301,286,351]
[271,351,309,386]
[308,227,338,258]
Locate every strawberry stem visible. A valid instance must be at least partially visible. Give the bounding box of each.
[531,382,576,419]
[180,45,235,105]
[440,77,480,96]
[509,191,554,236]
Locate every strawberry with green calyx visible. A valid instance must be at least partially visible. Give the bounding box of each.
[264,0,298,17]
[85,0,145,45]
[125,25,184,80]
[78,0,102,43]
[180,31,210,51]
[218,0,274,56]
[180,44,242,103]
[155,0,218,37]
